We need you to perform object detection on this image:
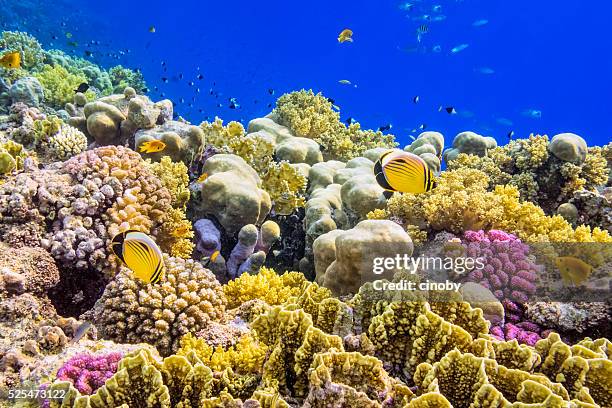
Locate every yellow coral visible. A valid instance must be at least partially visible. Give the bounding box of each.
[145,156,190,209]
[34,64,88,108]
[273,90,341,139]
[261,161,307,215]
[177,333,267,374]
[223,267,307,309]
[386,167,612,243]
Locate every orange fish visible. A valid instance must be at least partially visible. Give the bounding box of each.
[171,224,191,238]
[337,29,353,43]
[203,250,220,268]
[139,140,166,153]
[197,173,209,183]
[0,51,21,69]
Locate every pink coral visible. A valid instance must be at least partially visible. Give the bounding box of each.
[56,352,122,394]
[489,322,552,347]
[461,230,539,306]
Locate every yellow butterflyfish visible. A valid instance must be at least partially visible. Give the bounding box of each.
[197,173,209,183]
[0,51,21,69]
[374,150,437,199]
[111,230,165,284]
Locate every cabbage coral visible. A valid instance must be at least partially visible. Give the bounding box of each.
[385,167,612,243]
[34,64,88,108]
[223,267,307,309]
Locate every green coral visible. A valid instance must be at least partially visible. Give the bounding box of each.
[0,30,44,70]
[318,122,398,162]
[0,140,27,175]
[34,64,89,108]
[108,65,147,94]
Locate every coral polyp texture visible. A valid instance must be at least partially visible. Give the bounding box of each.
[0,30,610,408]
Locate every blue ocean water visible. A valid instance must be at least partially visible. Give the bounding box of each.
[2,0,611,147]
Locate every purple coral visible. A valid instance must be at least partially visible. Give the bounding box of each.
[460,230,547,345]
[489,322,552,347]
[461,230,539,306]
[56,352,122,395]
[193,218,222,257]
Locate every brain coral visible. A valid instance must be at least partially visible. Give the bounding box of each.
[88,255,226,356]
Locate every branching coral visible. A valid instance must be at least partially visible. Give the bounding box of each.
[261,161,307,215]
[447,134,609,211]
[34,64,88,109]
[89,255,226,356]
[56,352,123,395]
[108,65,147,94]
[385,167,612,243]
[223,267,307,309]
[273,90,341,140]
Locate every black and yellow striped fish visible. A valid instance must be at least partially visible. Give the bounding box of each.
[111,230,165,284]
[374,150,437,199]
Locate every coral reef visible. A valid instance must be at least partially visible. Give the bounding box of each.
[0,30,610,408]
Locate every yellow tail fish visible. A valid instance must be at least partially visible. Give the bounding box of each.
[374,150,436,199]
[0,51,21,69]
[111,230,165,284]
[338,29,353,43]
[555,256,592,286]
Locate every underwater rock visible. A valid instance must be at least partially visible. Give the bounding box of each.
[443,130,497,162]
[9,76,44,107]
[549,132,588,164]
[526,301,610,335]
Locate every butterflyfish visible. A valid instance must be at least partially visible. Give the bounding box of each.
[0,51,21,69]
[111,230,165,284]
[374,150,437,199]
[139,140,166,153]
[555,256,593,286]
[337,29,353,43]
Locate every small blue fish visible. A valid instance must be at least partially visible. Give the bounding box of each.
[475,67,495,74]
[522,109,542,119]
[496,117,513,126]
[451,43,469,53]
[472,19,489,27]
[432,44,442,53]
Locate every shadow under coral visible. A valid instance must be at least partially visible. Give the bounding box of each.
[48,267,107,318]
